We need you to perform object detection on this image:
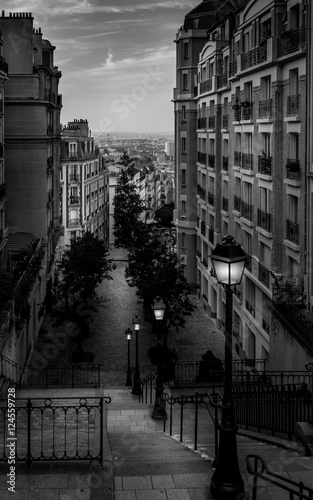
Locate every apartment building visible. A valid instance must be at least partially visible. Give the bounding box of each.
[0,30,8,262]
[60,120,109,250]
[175,0,312,368]
[0,12,62,366]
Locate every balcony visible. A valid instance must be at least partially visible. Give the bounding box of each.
[286,158,300,180]
[241,153,253,170]
[207,191,214,206]
[198,117,207,129]
[198,152,207,165]
[233,104,241,121]
[234,151,241,167]
[258,155,272,175]
[68,218,80,227]
[69,196,80,205]
[258,209,272,232]
[200,78,212,94]
[241,201,253,221]
[234,195,241,212]
[246,300,255,317]
[0,183,5,201]
[197,184,206,201]
[258,262,270,288]
[222,114,228,129]
[259,99,272,118]
[241,102,253,120]
[208,116,215,130]
[222,197,228,212]
[277,27,306,57]
[286,219,299,245]
[208,154,215,169]
[208,227,214,244]
[229,60,237,77]
[217,72,228,89]
[287,95,300,116]
[241,45,267,70]
[222,156,229,171]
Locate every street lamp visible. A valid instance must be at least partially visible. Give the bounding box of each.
[210,235,247,500]
[151,297,167,421]
[131,315,142,395]
[125,328,132,386]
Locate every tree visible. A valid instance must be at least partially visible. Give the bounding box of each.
[54,232,116,310]
[126,236,195,329]
[113,154,149,250]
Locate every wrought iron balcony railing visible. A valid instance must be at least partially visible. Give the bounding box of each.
[217,72,228,88]
[241,152,253,170]
[208,154,215,169]
[286,158,300,180]
[198,117,207,129]
[207,191,214,206]
[286,219,299,244]
[222,114,228,129]
[241,103,253,120]
[287,94,300,116]
[259,99,272,118]
[68,218,80,227]
[208,116,215,130]
[277,27,306,57]
[241,45,267,70]
[258,209,272,232]
[69,196,80,205]
[222,156,228,171]
[199,78,212,94]
[229,59,237,77]
[241,201,253,221]
[259,262,270,287]
[234,195,241,212]
[234,151,241,167]
[197,152,207,165]
[258,155,272,175]
[197,184,206,200]
[69,175,80,182]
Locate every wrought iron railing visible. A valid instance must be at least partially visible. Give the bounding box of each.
[241,104,253,120]
[139,372,157,404]
[197,117,207,129]
[217,72,228,88]
[287,94,300,115]
[197,184,206,200]
[286,219,299,244]
[199,78,212,94]
[234,151,241,167]
[246,454,313,500]
[222,156,228,171]
[277,26,306,57]
[229,60,237,77]
[222,115,228,129]
[258,155,272,175]
[22,365,101,388]
[0,397,111,468]
[258,262,270,288]
[208,117,215,130]
[257,209,272,232]
[286,158,300,179]
[241,201,253,221]
[197,151,207,164]
[259,99,272,118]
[241,45,267,69]
[208,154,215,168]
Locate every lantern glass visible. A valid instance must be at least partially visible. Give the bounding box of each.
[125,328,132,341]
[210,235,247,286]
[153,298,166,321]
[132,315,141,331]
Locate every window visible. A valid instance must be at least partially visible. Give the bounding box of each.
[183,42,189,59]
[288,195,298,223]
[261,76,271,100]
[182,137,186,154]
[263,134,271,156]
[182,105,186,120]
[289,69,299,95]
[181,200,186,215]
[193,18,199,29]
[289,134,299,159]
[260,187,270,213]
[181,169,186,186]
[182,232,186,247]
[182,73,188,91]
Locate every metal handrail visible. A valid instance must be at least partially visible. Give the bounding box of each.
[246,454,313,499]
[139,372,157,404]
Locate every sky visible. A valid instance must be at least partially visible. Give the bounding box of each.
[2,0,198,134]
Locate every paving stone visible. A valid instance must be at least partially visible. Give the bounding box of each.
[115,492,136,500]
[151,475,175,489]
[173,473,211,489]
[166,489,191,500]
[137,490,167,500]
[122,476,152,490]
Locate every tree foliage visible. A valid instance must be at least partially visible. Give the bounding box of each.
[113,153,149,250]
[54,232,116,309]
[113,156,195,329]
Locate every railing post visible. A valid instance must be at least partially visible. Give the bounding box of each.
[27,399,32,469]
[214,392,218,467]
[100,398,104,465]
[170,398,173,436]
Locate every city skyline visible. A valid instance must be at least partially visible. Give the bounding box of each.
[3,0,198,133]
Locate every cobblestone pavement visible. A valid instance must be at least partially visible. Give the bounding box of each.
[33,246,234,386]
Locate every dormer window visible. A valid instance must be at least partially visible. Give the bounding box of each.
[193,18,199,29]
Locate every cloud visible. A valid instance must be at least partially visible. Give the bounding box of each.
[80,31,122,39]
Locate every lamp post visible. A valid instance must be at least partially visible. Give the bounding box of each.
[152,297,167,420]
[131,315,142,395]
[125,328,132,386]
[210,235,247,500]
